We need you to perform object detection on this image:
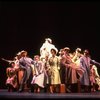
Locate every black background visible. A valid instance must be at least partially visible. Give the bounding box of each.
[0,1,100,89]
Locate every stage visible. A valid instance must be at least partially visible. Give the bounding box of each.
[0,89,100,99]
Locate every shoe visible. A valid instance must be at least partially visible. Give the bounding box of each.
[18,89,23,92]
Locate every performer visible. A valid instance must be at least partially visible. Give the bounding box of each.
[58,48,66,84]
[31,55,45,93]
[62,47,84,92]
[89,64,99,92]
[18,50,33,92]
[40,38,58,59]
[80,49,100,92]
[49,48,61,93]
[6,62,18,92]
[72,48,83,66]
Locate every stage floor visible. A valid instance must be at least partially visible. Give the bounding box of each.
[0,89,100,99]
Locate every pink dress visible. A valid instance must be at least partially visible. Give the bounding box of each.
[6,67,18,88]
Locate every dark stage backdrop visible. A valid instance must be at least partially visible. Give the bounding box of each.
[0,1,100,89]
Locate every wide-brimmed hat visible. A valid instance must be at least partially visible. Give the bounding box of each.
[45,38,52,43]
[20,50,27,54]
[76,48,81,52]
[64,47,70,52]
[51,48,58,54]
[59,49,64,54]
[16,52,21,56]
[83,49,89,54]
